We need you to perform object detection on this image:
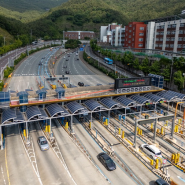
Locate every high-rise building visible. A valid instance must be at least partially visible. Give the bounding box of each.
[111,27,125,46]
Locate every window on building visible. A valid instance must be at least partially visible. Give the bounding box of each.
[183,45,185,48]
[160,32,164,35]
[172,24,176,28]
[126,33,128,36]
[161,25,164,29]
[129,30,132,32]
[129,24,132,27]
[128,41,131,43]
[178,44,182,48]
[139,33,144,36]
[133,27,135,30]
[168,25,171,28]
[132,38,134,41]
[166,37,170,41]
[140,27,144,30]
[179,30,184,34]
[183,37,185,41]
[138,44,143,47]
[157,26,160,29]
[180,23,185,27]
[129,35,131,38]
[167,31,171,35]
[178,37,183,41]
[171,37,175,41]
[159,38,163,41]
[139,38,143,41]
[166,44,169,48]
[133,33,135,36]
[156,38,159,41]
[156,44,159,47]
[170,44,174,48]
[171,31,176,34]
[156,32,160,35]
[159,44,162,47]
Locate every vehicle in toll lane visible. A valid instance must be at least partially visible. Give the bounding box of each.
[65,71,69,74]
[63,66,67,68]
[97,152,116,171]
[78,82,84,87]
[38,61,42,65]
[141,144,162,160]
[76,58,79,60]
[155,178,169,185]
[38,136,49,151]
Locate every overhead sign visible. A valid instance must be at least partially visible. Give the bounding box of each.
[59,77,68,80]
[138,119,155,125]
[114,77,151,89]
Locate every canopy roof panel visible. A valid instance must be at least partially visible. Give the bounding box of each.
[84,99,107,111]
[115,96,135,107]
[66,101,88,114]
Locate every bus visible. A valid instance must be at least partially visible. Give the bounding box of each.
[104,57,113,65]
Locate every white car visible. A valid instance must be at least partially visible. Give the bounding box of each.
[64,56,65,59]
[141,144,162,160]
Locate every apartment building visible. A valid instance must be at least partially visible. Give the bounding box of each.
[64,31,95,40]
[111,27,125,46]
[100,23,122,43]
[124,22,147,49]
[146,18,185,52]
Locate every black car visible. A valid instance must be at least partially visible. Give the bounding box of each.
[97,152,116,171]
[78,82,84,86]
[38,62,42,65]
[76,58,79,60]
[155,178,169,185]
[65,71,69,74]
[66,59,69,61]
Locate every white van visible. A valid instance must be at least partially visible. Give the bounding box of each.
[141,144,162,160]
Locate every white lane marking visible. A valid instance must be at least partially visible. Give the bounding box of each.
[1,165,7,185]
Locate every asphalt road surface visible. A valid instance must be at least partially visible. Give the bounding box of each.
[55,52,114,87]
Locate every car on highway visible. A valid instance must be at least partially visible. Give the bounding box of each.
[155,178,169,185]
[66,59,69,61]
[38,136,49,151]
[38,61,42,65]
[76,58,79,60]
[97,152,116,171]
[141,144,162,160]
[65,71,69,74]
[63,65,67,68]
[78,82,84,86]
[42,57,45,59]
[76,53,78,56]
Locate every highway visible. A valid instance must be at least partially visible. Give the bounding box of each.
[8,48,60,91]
[29,122,75,185]
[72,117,137,185]
[5,124,39,185]
[55,52,114,87]
[51,119,108,185]
[85,45,136,78]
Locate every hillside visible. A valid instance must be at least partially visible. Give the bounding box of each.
[0,0,67,12]
[0,28,14,46]
[27,0,129,38]
[102,0,185,21]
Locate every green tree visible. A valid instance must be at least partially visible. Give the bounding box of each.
[117,54,122,61]
[140,57,150,76]
[132,58,140,69]
[173,57,185,70]
[161,67,170,86]
[150,60,160,74]
[174,70,184,92]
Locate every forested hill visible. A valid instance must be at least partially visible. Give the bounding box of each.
[102,0,185,21]
[0,0,67,12]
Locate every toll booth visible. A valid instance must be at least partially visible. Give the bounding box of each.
[36,89,47,101]
[148,74,164,88]
[55,87,65,99]
[0,92,10,106]
[17,91,28,112]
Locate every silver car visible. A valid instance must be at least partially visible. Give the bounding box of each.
[38,136,49,151]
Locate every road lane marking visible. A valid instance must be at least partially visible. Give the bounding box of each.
[5,144,10,185]
[1,165,7,185]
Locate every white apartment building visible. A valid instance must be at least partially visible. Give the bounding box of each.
[111,27,125,46]
[146,19,185,52]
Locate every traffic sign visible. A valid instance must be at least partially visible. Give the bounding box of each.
[163,159,167,164]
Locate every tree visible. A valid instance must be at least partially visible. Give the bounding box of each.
[174,70,184,92]
[173,57,185,70]
[132,58,140,69]
[117,54,122,62]
[161,67,170,86]
[150,60,160,74]
[0,36,3,47]
[140,57,150,76]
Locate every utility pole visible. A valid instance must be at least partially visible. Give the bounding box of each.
[3,37,5,46]
[30,29,32,43]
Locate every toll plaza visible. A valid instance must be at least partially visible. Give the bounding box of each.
[1,74,185,183]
